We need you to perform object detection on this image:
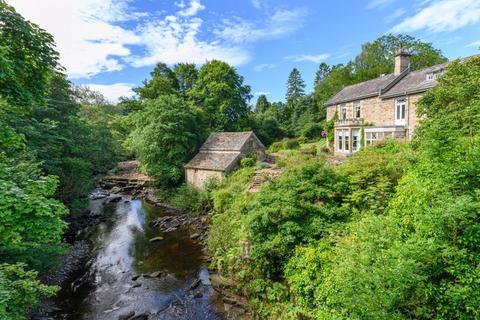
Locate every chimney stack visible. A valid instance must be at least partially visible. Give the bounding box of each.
[394,46,411,75]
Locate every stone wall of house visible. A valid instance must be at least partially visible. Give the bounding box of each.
[326,93,423,131]
[186,168,224,190]
[326,105,337,121]
[406,93,424,138]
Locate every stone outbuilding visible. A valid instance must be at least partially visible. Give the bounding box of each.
[185,131,265,190]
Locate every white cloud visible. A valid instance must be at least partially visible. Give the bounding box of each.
[467,40,480,47]
[84,83,136,103]
[215,8,307,44]
[254,91,270,96]
[250,0,262,9]
[7,0,141,79]
[130,15,249,67]
[384,8,406,23]
[285,53,329,63]
[367,0,396,9]
[253,63,276,72]
[178,0,205,17]
[391,0,480,33]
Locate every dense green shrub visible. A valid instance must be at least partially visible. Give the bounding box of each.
[282,56,480,320]
[268,138,301,153]
[208,166,256,273]
[339,139,412,215]
[0,263,58,320]
[247,160,349,280]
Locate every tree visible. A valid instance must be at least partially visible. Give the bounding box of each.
[0,1,59,110]
[127,95,202,186]
[254,94,270,114]
[135,63,179,99]
[190,60,252,131]
[285,68,306,103]
[174,63,198,96]
[354,34,447,82]
[314,62,330,87]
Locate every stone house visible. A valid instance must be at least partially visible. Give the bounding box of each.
[185,131,265,190]
[325,47,449,156]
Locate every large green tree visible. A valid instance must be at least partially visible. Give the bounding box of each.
[173,63,198,97]
[0,1,58,110]
[190,60,252,132]
[127,95,202,186]
[135,63,180,99]
[354,34,447,82]
[254,94,271,114]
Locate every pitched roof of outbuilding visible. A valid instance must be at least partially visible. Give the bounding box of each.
[200,131,262,151]
[184,152,241,171]
[185,131,265,171]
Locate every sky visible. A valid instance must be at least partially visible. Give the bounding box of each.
[6,0,480,104]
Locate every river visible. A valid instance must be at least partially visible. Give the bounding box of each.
[52,191,224,320]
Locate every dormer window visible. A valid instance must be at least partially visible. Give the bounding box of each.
[354,102,361,119]
[426,69,444,81]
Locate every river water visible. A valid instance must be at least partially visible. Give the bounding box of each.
[53,193,224,320]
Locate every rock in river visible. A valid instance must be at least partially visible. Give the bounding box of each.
[149,236,164,242]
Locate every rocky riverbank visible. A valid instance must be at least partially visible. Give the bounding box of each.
[98,176,252,319]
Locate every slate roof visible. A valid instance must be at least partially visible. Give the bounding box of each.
[324,74,397,106]
[324,61,451,106]
[200,131,256,151]
[185,152,241,171]
[185,131,265,171]
[380,62,449,98]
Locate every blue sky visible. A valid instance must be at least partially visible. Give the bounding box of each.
[7,0,480,103]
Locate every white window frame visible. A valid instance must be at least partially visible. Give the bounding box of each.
[337,130,343,150]
[353,102,361,119]
[352,129,360,152]
[344,130,349,151]
[341,104,347,120]
[395,98,406,126]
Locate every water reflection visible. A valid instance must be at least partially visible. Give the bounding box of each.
[54,196,222,320]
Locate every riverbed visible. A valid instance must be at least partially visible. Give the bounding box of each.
[52,192,224,320]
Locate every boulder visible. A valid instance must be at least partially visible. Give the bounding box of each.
[149,236,164,243]
[118,311,135,320]
[111,186,121,193]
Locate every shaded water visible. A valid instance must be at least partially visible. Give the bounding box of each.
[54,194,223,320]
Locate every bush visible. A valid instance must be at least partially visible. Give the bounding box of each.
[0,263,58,320]
[300,122,323,140]
[166,184,212,215]
[247,160,349,279]
[285,138,300,149]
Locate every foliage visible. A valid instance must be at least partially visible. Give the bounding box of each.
[157,184,212,215]
[208,166,256,273]
[340,139,412,215]
[127,95,201,186]
[268,138,301,153]
[247,160,350,279]
[354,34,447,82]
[281,55,480,320]
[190,60,252,131]
[255,94,271,114]
[135,62,180,99]
[0,4,126,316]
[173,63,198,97]
[0,1,59,109]
[0,263,58,320]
